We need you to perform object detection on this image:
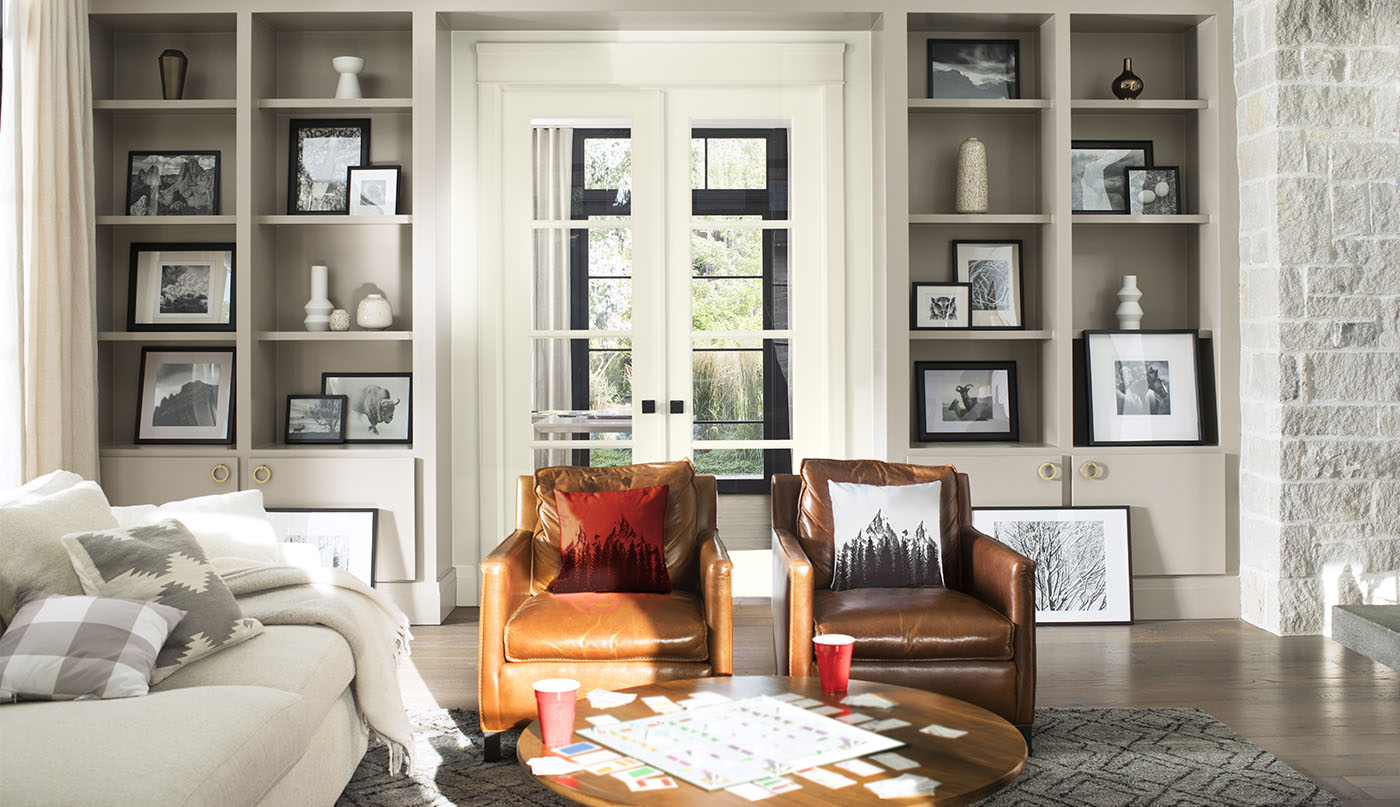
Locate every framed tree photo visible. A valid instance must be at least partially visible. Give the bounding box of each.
[285,394,348,444]
[926,38,1020,99]
[911,282,970,329]
[1070,140,1154,213]
[125,151,220,216]
[953,240,1023,328]
[266,508,378,586]
[1084,329,1205,445]
[1127,166,1182,214]
[127,243,234,331]
[971,506,1133,624]
[321,372,411,443]
[914,360,1019,442]
[134,347,234,444]
[288,119,371,214]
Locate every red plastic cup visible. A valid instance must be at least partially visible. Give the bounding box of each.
[813,634,855,693]
[533,678,581,747]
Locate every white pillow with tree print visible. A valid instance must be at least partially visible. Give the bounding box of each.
[828,480,944,591]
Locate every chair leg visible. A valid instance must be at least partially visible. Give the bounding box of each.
[1018,725,1033,755]
[483,732,503,763]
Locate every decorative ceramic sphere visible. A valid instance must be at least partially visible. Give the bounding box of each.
[329,309,351,332]
[356,293,393,330]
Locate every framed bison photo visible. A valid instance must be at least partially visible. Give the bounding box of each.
[321,372,411,443]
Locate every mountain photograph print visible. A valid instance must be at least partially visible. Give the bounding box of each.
[828,480,944,590]
[550,486,671,594]
[927,39,1020,99]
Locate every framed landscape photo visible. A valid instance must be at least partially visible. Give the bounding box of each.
[1070,140,1153,213]
[914,360,1019,442]
[347,165,401,216]
[1127,166,1182,214]
[1084,329,1205,445]
[135,347,234,444]
[288,119,370,214]
[322,372,411,443]
[971,506,1133,624]
[266,508,377,586]
[953,240,1023,329]
[127,243,234,331]
[911,282,970,329]
[126,150,220,216]
[927,39,1020,99]
[285,394,348,444]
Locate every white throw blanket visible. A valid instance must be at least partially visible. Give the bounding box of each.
[220,565,415,774]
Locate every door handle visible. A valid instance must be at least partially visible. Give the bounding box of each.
[670,400,684,414]
[1079,460,1103,480]
[1037,462,1060,481]
[641,400,656,414]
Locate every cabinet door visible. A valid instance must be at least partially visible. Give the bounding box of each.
[1070,452,1226,576]
[936,455,1066,508]
[99,457,239,506]
[246,457,416,582]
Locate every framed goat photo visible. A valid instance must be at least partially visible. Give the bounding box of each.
[127,243,234,331]
[914,360,1019,442]
[134,347,234,444]
[911,282,970,329]
[970,506,1133,624]
[1084,330,1205,445]
[266,508,377,586]
[321,372,411,444]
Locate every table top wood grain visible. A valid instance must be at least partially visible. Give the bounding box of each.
[516,675,1027,807]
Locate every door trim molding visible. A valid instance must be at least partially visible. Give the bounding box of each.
[477,42,845,86]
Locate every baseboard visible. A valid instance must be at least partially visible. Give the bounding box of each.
[455,564,479,608]
[1132,576,1240,620]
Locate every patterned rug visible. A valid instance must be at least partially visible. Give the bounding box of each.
[336,707,1340,806]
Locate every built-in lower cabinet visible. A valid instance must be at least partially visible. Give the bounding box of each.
[100,457,240,506]
[940,455,1066,507]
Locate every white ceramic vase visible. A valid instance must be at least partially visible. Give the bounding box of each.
[304,264,333,331]
[356,293,393,330]
[955,136,989,214]
[332,56,365,100]
[1116,274,1144,330]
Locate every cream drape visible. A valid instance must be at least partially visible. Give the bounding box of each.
[0,0,99,486]
[532,127,572,467]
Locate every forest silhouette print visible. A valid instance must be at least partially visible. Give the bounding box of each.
[833,510,943,589]
[550,486,670,593]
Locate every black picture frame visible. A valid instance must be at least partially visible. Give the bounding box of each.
[1083,329,1206,446]
[927,38,1021,100]
[1070,140,1154,213]
[125,150,220,216]
[1127,166,1182,215]
[347,164,402,216]
[126,242,235,332]
[287,119,371,215]
[321,371,412,444]
[952,239,1025,329]
[911,282,971,329]
[284,394,348,444]
[266,508,378,586]
[134,346,235,445]
[914,360,1020,442]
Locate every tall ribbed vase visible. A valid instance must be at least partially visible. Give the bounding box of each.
[1116,274,1144,330]
[956,136,989,213]
[304,264,333,331]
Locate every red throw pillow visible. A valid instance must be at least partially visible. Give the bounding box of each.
[549,486,671,594]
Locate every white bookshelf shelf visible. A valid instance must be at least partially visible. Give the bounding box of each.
[909,213,1053,225]
[94,99,236,113]
[256,214,413,225]
[256,331,414,341]
[1071,99,1209,111]
[909,330,1053,341]
[257,97,413,114]
[98,215,236,226]
[1072,214,1212,225]
[908,98,1051,113]
[98,332,236,342]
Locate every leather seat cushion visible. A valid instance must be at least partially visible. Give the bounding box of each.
[812,587,1013,661]
[505,591,708,662]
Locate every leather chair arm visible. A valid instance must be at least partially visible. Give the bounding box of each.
[961,525,1035,626]
[698,528,733,675]
[772,528,815,676]
[478,529,534,695]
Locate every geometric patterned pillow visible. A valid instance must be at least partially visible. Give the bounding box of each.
[61,520,263,683]
[0,590,186,701]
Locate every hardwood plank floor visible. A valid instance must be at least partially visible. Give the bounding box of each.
[403,605,1400,806]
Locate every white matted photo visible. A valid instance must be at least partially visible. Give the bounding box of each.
[953,240,1022,328]
[285,394,347,444]
[127,243,234,331]
[911,282,970,329]
[321,372,412,443]
[971,506,1133,624]
[914,361,1019,441]
[135,347,234,444]
[347,165,401,216]
[267,508,377,586]
[1085,330,1204,445]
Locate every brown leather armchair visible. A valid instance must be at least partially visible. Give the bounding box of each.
[479,461,732,759]
[771,459,1036,745]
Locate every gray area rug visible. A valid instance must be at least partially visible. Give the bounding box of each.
[337,707,1340,806]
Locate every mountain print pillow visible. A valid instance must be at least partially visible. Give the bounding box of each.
[549,486,671,594]
[828,480,944,590]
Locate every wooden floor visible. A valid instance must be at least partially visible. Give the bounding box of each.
[403,604,1400,806]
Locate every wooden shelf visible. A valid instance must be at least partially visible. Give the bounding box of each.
[908,99,1051,113]
[1072,214,1212,225]
[98,332,236,342]
[257,97,413,114]
[256,215,412,225]
[94,99,236,113]
[910,330,1053,341]
[910,214,1053,225]
[257,331,413,341]
[98,215,236,226]
[1071,99,1210,111]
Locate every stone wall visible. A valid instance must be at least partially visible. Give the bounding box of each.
[1235,0,1400,635]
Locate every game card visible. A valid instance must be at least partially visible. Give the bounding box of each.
[612,766,665,783]
[555,741,601,758]
[865,774,939,798]
[726,783,775,801]
[864,718,911,732]
[526,757,583,776]
[586,756,644,776]
[753,776,802,794]
[871,752,919,771]
[625,775,678,792]
[569,749,619,767]
[841,693,897,709]
[642,695,681,714]
[919,723,968,739]
[585,714,621,727]
[836,712,873,725]
[789,697,822,709]
[768,693,802,702]
[835,759,885,777]
[795,767,857,789]
[808,705,843,716]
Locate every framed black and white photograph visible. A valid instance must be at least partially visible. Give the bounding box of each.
[321,372,411,443]
[953,240,1023,329]
[911,282,970,329]
[127,243,234,331]
[285,394,348,444]
[347,165,401,216]
[135,347,234,444]
[266,508,377,586]
[1127,166,1181,215]
[126,151,220,216]
[914,360,1019,442]
[927,39,1020,99]
[288,119,370,214]
[971,506,1133,624]
[1070,140,1154,213]
[1084,330,1205,445]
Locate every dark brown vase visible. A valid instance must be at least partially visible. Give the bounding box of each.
[1112,57,1144,100]
[159,49,187,100]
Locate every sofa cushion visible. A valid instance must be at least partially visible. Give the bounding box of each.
[828,480,945,590]
[63,520,263,683]
[505,591,708,662]
[549,486,671,594]
[0,481,119,626]
[812,587,1013,661]
[0,469,84,506]
[111,489,284,567]
[798,459,962,590]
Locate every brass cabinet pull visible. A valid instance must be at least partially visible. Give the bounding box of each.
[1037,461,1060,481]
[252,464,272,485]
[1079,460,1102,480]
[211,463,231,484]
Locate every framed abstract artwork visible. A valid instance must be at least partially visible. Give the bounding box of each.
[952,240,1023,329]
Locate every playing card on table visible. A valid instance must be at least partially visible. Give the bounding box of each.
[555,741,601,758]
[726,783,775,801]
[840,692,897,709]
[585,756,644,775]
[794,767,857,789]
[919,723,968,739]
[808,705,843,716]
[768,692,802,702]
[752,776,802,794]
[569,749,619,767]
[834,759,884,777]
[625,775,678,792]
[871,752,919,771]
[612,766,665,783]
[584,714,620,727]
[835,711,873,725]
[526,757,584,776]
[585,688,637,709]
[641,695,682,714]
[789,697,822,708]
[865,774,939,799]
[865,718,911,732]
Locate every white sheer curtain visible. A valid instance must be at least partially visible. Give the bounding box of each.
[0,0,100,487]
[532,126,572,467]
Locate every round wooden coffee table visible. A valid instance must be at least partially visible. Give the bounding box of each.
[517,675,1026,806]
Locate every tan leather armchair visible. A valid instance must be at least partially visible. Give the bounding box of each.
[479,461,732,759]
[771,459,1036,745]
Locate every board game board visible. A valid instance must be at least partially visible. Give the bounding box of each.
[576,696,905,791]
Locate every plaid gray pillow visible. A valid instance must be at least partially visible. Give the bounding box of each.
[0,590,185,701]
